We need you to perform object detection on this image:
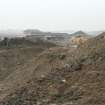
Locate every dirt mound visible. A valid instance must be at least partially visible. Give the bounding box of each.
[1,33,105,105]
[70,36,89,46]
[0,37,56,80]
[0,38,56,101]
[71,31,90,37]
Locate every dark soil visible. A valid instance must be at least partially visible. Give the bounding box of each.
[1,33,105,105]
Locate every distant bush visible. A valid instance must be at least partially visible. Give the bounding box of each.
[0,37,56,49]
[0,37,35,48]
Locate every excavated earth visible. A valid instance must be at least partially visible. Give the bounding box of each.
[0,33,105,105]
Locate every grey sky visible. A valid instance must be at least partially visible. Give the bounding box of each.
[0,0,105,31]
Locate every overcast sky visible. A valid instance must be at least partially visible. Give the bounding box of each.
[0,0,105,31]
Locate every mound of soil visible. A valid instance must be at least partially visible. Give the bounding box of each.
[1,32,105,105]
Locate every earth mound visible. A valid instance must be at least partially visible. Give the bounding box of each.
[1,32,105,105]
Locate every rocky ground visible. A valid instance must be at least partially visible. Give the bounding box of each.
[0,33,105,105]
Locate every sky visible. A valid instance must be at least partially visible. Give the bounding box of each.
[0,0,105,31]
